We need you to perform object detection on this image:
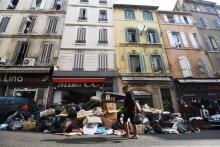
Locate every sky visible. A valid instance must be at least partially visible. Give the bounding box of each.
[115,0,220,11]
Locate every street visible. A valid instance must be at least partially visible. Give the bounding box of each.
[0,130,220,147]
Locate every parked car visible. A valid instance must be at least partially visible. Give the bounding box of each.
[208,114,220,127]
[0,97,29,123]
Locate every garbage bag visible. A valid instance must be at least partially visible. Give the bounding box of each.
[0,124,8,130]
[151,124,165,134]
[134,114,143,125]
[144,125,155,134]
[8,120,22,130]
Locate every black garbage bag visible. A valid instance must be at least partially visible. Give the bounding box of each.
[151,124,165,134]
[144,125,155,134]
[135,114,143,125]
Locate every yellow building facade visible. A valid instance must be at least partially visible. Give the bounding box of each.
[114,4,179,112]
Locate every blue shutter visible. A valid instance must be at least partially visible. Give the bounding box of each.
[125,28,129,42]
[128,54,131,72]
[135,28,140,42]
[155,30,159,43]
[160,55,165,73]
[139,54,146,72]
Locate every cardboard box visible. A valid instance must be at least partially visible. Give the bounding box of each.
[83,116,102,125]
[104,112,117,121]
[129,124,145,135]
[22,121,36,130]
[77,110,93,119]
[102,103,116,111]
[101,116,116,129]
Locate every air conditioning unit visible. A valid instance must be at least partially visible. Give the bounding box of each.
[23,58,36,66]
[0,56,7,64]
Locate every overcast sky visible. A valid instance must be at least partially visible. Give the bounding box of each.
[116,0,220,10]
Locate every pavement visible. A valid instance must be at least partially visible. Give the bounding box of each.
[0,130,220,147]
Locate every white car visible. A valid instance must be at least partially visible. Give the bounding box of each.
[209,114,220,127]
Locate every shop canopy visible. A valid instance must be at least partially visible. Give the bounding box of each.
[177,79,220,83]
[0,66,52,73]
[53,77,106,83]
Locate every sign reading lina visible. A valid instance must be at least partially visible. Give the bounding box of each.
[1,75,23,83]
[57,83,102,89]
[0,74,49,83]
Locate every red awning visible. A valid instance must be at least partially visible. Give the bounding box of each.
[53,78,106,83]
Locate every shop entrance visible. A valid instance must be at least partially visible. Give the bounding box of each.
[13,89,37,104]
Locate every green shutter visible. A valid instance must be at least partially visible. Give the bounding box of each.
[155,30,160,43]
[160,55,166,73]
[125,28,129,42]
[139,54,146,72]
[128,54,131,72]
[136,29,140,42]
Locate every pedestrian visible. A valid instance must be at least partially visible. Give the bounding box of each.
[122,85,138,139]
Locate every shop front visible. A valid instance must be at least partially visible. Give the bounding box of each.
[52,71,116,105]
[0,66,53,106]
[118,76,178,112]
[175,79,220,118]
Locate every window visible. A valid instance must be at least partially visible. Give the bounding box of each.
[80,0,88,3]
[124,10,135,20]
[53,0,64,10]
[125,28,139,43]
[160,89,173,113]
[76,28,86,43]
[78,8,87,20]
[47,17,58,34]
[151,55,164,73]
[183,16,189,24]
[146,29,159,43]
[167,14,175,23]
[199,17,208,28]
[31,0,46,10]
[172,32,183,47]
[213,19,220,29]
[99,10,107,21]
[204,35,220,51]
[128,54,145,72]
[188,33,199,48]
[207,7,216,14]
[7,0,19,9]
[73,50,84,70]
[191,4,201,12]
[98,52,108,70]
[98,28,108,43]
[99,0,107,4]
[0,17,10,33]
[18,16,36,34]
[40,43,53,64]
[12,41,30,65]
[143,11,153,21]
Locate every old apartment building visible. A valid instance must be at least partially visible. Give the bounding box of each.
[0,0,66,106]
[53,0,116,104]
[113,4,178,112]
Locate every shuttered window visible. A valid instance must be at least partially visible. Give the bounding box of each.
[188,33,199,48]
[124,10,135,20]
[99,0,107,4]
[0,17,10,33]
[151,55,164,73]
[143,11,153,21]
[80,0,88,2]
[98,28,108,43]
[146,29,159,43]
[7,0,19,9]
[73,50,84,70]
[79,8,87,20]
[47,17,58,34]
[125,28,139,43]
[128,54,146,73]
[98,52,108,70]
[178,56,193,77]
[213,19,220,29]
[31,0,46,10]
[199,17,208,28]
[12,41,30,65]
[18,16,36,34]
[40,43,53,63]
[76,28,86,43]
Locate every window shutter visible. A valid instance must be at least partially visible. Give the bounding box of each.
[198,57,212,77]
[40,0,47,9]
[28,17,36,33]
[203,18,208,27]
[0,17,10,32]
[180,32,189,48]
[125,28,129,42]
[139,54,146,72]
[215,36,220,50]
[178,56,192,77]
[31,0,36,9]
[160,55,165,73]
[51,18,58,33]
[188,33,199,48]
[163,14,169,23]
[155,29,159,43]
[167,31,175,48]
[179,16,185,24]
[128,54,131,72]
[186,16,193,25]
[18,17,27,33]
[204,35,213,51]
[47,17,53,33]
[174,15,180,23]
[135,29,140,42]
[12,41,22,64]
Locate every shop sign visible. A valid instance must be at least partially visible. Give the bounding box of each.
[55,82,103,90]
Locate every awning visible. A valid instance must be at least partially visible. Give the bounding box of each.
[122,77,172,82]
[177,79,220,83]
[132,90,152,99]
[0,67,52,73]
[53,78,106,83]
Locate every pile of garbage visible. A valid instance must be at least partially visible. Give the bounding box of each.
[0,95,203,136]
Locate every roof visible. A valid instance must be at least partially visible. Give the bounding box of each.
[0,66,52,73]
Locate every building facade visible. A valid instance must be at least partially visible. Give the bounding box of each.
[114,4,178,112]
[53,0,116,104]
[158,8,220,117]
[0,0,66,106]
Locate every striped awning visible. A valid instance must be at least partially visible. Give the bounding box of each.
[0,67,52,73]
